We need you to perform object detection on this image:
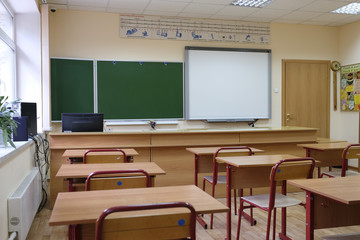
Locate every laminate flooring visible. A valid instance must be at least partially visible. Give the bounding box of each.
[26,191,360,240]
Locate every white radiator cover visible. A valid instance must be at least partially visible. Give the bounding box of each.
[8,168,42,240]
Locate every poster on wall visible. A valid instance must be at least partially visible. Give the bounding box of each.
[119,15,270,44]
[340,63,360,111]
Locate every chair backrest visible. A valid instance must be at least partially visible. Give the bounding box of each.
[85,169,151,191]
[83,149,127,164]
[95,202,196,240]
[268,157,315,210]
[341,144,360,177]
[213,146,253,184]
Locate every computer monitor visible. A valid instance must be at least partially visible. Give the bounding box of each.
[61,113,104,132]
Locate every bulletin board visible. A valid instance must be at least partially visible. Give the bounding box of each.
[340,63,360,111]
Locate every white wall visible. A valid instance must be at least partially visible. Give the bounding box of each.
[333,20,360,144]
[0,143,35,240]
[49,10,343,134]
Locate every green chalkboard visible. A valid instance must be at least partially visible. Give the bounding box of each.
[51,59,94,121]
[97,61,183,119]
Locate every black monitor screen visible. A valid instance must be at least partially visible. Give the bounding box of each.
[61,113,104,132]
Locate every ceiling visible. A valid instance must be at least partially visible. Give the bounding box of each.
[46,0,360,26]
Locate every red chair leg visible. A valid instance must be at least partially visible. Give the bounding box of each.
[68,225,74,240]
[265,209,272,240]
[234,189,237,215]
[74,224,81,240]
[272,209,276,240]
[236,200,245,240]
[250,188,254,226]
[210,180,216,229]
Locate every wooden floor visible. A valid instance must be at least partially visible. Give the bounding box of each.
[27,191,360,240]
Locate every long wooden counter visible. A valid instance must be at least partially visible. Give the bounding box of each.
[49,126,318,207]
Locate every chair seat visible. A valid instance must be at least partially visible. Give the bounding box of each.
[203,175,227,184]
[322,170,360,177]
[241,193,302,209]
[322,233,360,240]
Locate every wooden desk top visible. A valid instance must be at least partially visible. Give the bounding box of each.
[297,142,351,151]
[62,149,139,158]
[49,185,229,226]
[186,146,264,155]
[316,138,347,143]
[56,162,166,178]
[216,154,300,167]
[289,175,360,205]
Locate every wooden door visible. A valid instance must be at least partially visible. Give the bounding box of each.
[282,60,330,138]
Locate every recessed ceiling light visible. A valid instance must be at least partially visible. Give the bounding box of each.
[231,0,274,8]
[332,3,360,15]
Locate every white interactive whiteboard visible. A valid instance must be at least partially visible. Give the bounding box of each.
[185,47,271,121]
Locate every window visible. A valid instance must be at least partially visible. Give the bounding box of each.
[0,0,15,101]
[0,1,13,39]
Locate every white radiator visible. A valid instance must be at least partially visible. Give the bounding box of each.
[8,168,42,240]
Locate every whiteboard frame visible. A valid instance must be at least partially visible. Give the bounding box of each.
[185,46,271,121]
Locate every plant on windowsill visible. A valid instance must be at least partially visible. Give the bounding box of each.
[0,96,18,148]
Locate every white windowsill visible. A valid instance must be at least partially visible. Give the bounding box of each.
[0,140,34,166]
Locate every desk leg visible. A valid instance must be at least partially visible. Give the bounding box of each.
[226,165,232,240]
[305,149,321,178]
[194,154,199,186]
[194,154,208,229]
[305,191,314,240]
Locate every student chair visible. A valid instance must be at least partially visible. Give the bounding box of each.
[321,143,360,178]
[85,169,151,191]
[95,202,197,240]
[69,169,151,240]
[68,149,128,192]
[83,149,128,164]
[237,157,316,240]
[203,146,254,229]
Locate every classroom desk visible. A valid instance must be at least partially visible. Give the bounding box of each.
[186,146,264,186]
[216,154,300,240]
[56,162,166,190]
[62,148,139,163]
[289,175,360,240]
[49,127,317,207]
[297,142,352,177]
[49,185,229,239]
[185,146,263,229]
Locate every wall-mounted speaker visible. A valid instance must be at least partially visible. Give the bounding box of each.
[13,116,28,141]
[18,102,37,137]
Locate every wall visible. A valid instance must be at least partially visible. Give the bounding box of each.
[0,142,35,240]
[335,21,360,144]
[49,10,344,136]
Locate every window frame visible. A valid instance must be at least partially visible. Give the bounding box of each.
[0,0,16,100]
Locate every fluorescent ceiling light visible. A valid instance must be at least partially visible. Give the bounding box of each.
[231,0,274,8]
[332,3,360,15]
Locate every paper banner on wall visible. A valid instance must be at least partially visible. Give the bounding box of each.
[119,15,270,44]
[340,63,360,111]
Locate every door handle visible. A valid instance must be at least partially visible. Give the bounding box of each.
[286,113,292,121]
